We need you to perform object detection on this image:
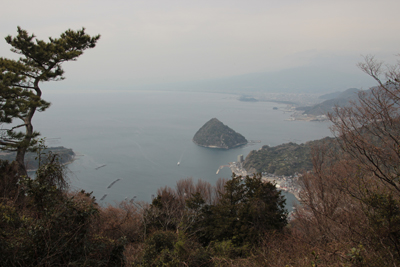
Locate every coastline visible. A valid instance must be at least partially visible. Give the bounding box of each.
[27,155,76,172]
[192,139,248,149]
[262,176,300,201]
[224,161,301,201]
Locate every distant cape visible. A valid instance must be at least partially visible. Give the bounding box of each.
[193,118,247,149]
[0,146,75,171]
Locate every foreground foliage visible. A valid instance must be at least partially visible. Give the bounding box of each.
[292,55,400,266]
[135,174,287,266]
[0,155,125,266]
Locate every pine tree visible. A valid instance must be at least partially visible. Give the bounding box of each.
[0,27,100,175]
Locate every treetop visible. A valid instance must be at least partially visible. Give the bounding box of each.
[3,27,100,84]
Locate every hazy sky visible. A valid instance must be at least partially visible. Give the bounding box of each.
[2,0,400,90]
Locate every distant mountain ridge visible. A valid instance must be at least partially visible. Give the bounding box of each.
[139,66,375,94]
[318,88,360,100]
[297,88,360,116]
[193,118,247,149]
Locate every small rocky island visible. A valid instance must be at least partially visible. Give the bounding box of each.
[193,118,247,149]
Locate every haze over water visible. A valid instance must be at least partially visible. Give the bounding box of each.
[33,90,332,210]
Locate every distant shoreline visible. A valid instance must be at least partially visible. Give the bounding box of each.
[27,155,76,172]
[193,139,248,149]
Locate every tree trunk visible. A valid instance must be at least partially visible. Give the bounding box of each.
[15,147,28,177]
[14,82,41,177]
[15,102,36,177]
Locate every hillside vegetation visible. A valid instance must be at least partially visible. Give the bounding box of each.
[243,137,335,175]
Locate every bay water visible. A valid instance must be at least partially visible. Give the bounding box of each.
[33,90,332,211]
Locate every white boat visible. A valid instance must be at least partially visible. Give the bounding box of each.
[177,162,180,166]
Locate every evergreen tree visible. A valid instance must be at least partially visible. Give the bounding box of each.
[186,174,288,246]
[0,27,100,175]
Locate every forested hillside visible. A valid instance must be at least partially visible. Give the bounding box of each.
[243,137,335,175]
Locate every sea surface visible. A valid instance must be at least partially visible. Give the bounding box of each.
[33,90,332,211]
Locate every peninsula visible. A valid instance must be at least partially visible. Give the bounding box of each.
[193,118,247,149]
[0,146,75,171]
[242,137,335,175]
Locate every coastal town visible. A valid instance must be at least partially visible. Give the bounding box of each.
[219,156,301,201]
[238,92,332,122]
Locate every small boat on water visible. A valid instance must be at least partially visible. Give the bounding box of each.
[107,179,121,189]
[177,162,180,166]
[95,164,106,170]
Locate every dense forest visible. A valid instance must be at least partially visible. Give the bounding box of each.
[1,28,400,266]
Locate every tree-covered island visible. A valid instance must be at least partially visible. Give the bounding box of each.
[193,118,247,149]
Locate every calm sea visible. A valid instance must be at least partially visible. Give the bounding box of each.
[33,90,332,211]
